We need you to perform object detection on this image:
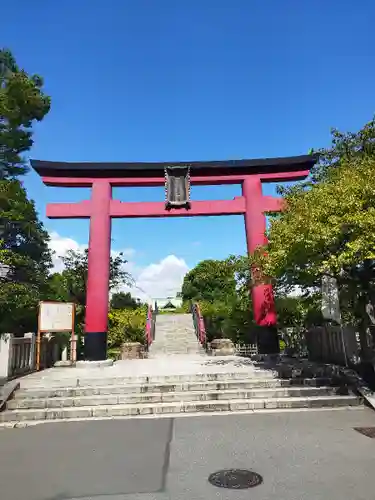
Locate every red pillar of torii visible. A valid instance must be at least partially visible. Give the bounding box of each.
[31,155,316,360]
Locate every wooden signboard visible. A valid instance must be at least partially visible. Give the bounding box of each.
[37,301,76,370]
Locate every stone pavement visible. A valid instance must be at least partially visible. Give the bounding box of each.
[1,408,375,500]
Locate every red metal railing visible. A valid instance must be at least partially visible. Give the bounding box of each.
[144,304,156,351]
[191,302,207,348]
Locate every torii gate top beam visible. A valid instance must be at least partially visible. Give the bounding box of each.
[31,154,317,187]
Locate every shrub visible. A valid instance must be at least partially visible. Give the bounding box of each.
[107,306,147,348]
[199,298,255,344]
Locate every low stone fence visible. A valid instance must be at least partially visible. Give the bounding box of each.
[305,325,359,366]
[213,325,359,367]
[0,333,69,380]
[234,343,258,357]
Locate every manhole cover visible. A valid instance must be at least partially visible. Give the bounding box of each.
[354,427,375,438]
[208,469,263,489]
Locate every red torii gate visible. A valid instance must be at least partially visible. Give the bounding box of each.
[31,155,316,360]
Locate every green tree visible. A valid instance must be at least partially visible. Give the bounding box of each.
[260,156,375,289]
[312,116,375,182]
[49,249,134,304]
[182,257,256,343]
[256,119,375,359]
[275,294,323,329]
[0,181,52,333]
[110,291,139,310]
[0,49,52,333]
[181,259,237,303]
[0,48,50,178]
[48,249,134,334]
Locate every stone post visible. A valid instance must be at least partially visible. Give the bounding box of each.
[0,334,13,379]
[24,332,36,371]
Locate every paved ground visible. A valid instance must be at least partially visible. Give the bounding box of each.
[1,408,375,500]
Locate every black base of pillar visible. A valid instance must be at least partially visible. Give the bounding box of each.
[256,326,280,355]
[84,332,108,361]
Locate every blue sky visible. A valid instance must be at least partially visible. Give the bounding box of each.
[3,0,375,298]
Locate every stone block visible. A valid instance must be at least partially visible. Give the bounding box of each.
[75,360,113,368]
[9,399,46,410]
[46,398,73,408]
[92,407,109,418]
[54,360,75,368]
[209,338,236,356]
[137,405,154,415]
[120,342,144,360]
[55,407,93,419]
[9,409,47,421]
[230,401,251,411]
[74,395,118,407]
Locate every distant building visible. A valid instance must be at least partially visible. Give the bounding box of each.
[153,296,183,309]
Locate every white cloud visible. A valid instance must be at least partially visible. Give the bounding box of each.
[132,255,189,301]
[48,232,189,302]
[48,231,86,273]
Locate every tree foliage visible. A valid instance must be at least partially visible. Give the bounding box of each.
[48,249,134,334]
[0,49,52,333]
[110,291,140,310]
[181,259,237,303]
[49,249,133,304]
[312,116,375,182]
[0,180,51,280]
[0,48,51,179]
[254,118,375,359]
[182,119,375,357]
[0,181,52,333]
[262,155,375,288]
[184,254,322,345]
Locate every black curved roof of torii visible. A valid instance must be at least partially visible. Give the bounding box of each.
[30,154,317,178]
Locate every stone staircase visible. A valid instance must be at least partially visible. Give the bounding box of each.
[0,314,365,426]
[0,363,363,426]
[149,314,205,357]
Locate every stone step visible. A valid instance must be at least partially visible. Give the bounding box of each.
[0,395,362,423]
[150,346,202,350]
[18,371,278,389]
[150,351,203,355]
[154,340,198,343]
[13,377,336,399]
[7,387,344,410]
[151,341,199,345]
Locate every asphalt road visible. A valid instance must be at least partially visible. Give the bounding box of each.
[1,409,375,500]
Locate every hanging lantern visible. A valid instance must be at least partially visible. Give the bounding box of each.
[164,165,191,210]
